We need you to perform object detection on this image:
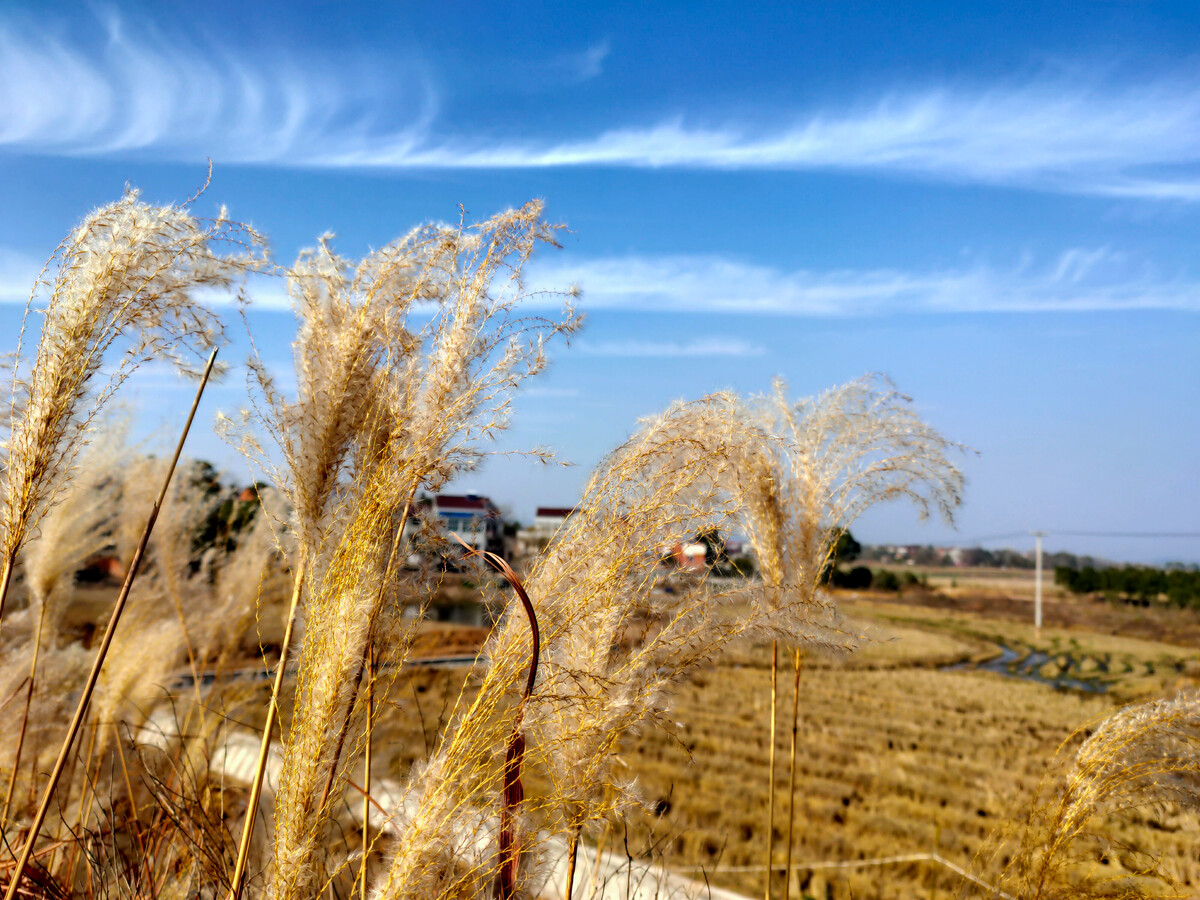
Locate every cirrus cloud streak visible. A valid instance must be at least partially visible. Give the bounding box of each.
[531,247,1200,315]
[4,13,1200,199]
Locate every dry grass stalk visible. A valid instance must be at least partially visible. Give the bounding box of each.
[731,375,964,898]
[369,395,853,900]
[259,202,577,900]
[3,349,219,900]
[782,649,803,900]
[1,434,119,824]
[993,689,1200,900]
[765,638,779,900]
[0,189,262,639]
[361,642,376,900]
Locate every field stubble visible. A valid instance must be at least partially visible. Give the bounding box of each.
[366,589,1200,900]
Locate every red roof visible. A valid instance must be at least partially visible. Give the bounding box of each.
[435,494,494,511]
[536,506,575,518]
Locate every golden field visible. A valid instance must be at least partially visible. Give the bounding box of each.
[366,586,1200,900]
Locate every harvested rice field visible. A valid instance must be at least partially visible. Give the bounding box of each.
[597,595,1200,899]
[372,591,1200,900]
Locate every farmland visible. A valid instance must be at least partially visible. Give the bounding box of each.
[367,582,1200,900]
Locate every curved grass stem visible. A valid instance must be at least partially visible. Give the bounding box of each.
[450,534,539,899]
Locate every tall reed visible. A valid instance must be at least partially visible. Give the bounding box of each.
[732,375,964,898]
[991,689,1200,900]
[0,189,263,637]
[369,395,849,900]
[256,202,578,900]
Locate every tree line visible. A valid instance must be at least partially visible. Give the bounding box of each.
[1055,564,1200,608]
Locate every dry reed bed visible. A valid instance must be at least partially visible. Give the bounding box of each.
[3,186,1197,900]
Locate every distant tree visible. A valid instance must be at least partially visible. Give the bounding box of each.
[874,569,901,592]
[695,526,729,569]
[832,530,861,564]
[832,565,873,590]
[821,529,862,584]
[728,555,756,577]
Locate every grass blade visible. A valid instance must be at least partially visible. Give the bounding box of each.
[3,348,218,900]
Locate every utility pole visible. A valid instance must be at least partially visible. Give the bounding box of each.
[1031,531,1046,633]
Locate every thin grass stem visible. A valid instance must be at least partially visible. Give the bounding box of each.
[765,638,778,900]
[2,602,46,825]
[360,643,374,900]
[3,348,218,900]
[0,553,13,645]
[64,719,99,887]
[565,826,581,900]
[227,561,306,900]
[451,535,539,899]
[783,649,804,900]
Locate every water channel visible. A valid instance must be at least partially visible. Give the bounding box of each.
[943,643,1108,693]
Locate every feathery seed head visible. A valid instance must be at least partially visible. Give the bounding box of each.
[2,189,263,580]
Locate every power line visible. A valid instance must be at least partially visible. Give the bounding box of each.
[922,530,1200,546]
[1049,530,1200,539]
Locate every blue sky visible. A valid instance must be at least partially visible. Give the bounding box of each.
[1,2,1197,563]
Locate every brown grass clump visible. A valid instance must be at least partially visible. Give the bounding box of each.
[0,188,263,635]
[1,434,122,821]
[0,449,286,898]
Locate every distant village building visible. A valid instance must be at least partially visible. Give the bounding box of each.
[666,541,708,571]
[534,506,575,535]
[77,555,125,584]
[517,505,576,554]
[432,493,508,559]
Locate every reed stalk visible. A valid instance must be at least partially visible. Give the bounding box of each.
[489,557,538,900]
[565,826,581,900]
[783,648,804,900]
[227,561,306,900]
[2,601,47,824]
[360,642,374,900]
[453,536,541,900]
[0,554,13,646]
[765,638,778,900]
[3,348,217,900]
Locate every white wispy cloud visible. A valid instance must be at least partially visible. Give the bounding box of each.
[550,40,610,83]
[533,247,1200,315]
[0,10,437,163]
[578,338,765,357]
[4,11,1200,198]
[6,244,1196,315]
[0,247,46,305]
[524,386,583,398]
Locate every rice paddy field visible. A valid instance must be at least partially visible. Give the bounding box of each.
[369,585,1200,900]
